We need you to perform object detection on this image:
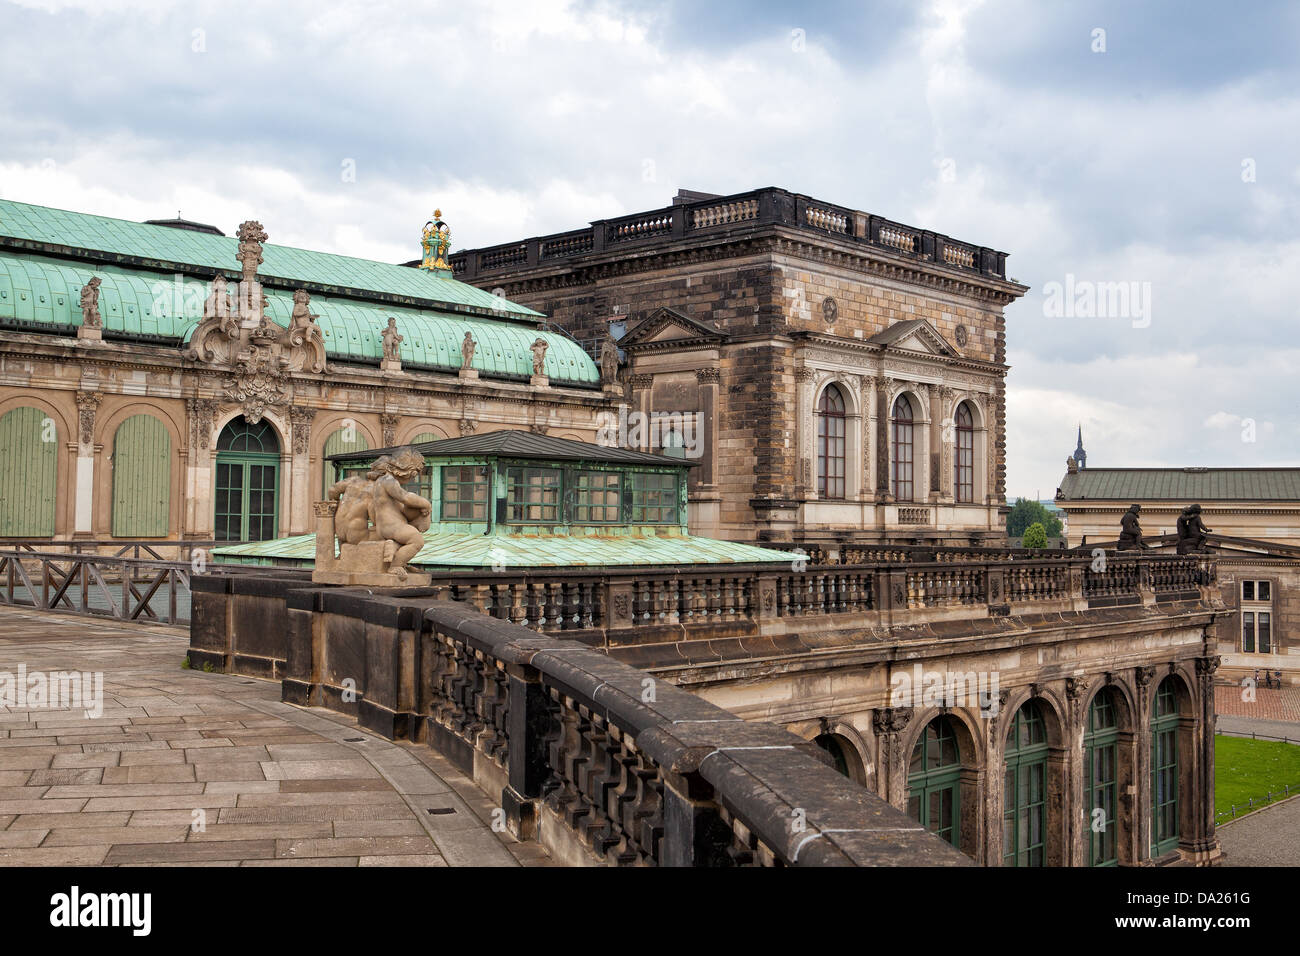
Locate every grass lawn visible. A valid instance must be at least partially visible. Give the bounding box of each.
[1215,733,1300,818]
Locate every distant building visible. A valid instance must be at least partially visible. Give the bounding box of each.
[1057,465,1300,685]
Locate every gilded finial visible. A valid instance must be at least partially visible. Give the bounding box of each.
[419,209,452,273]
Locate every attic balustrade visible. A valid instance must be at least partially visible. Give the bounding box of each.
[449,187,1010,282]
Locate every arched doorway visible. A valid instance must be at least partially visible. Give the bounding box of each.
[215,417,280,542]
[1085,689,1121,866]
[1003,700,1049,866]
[908,716,963,848]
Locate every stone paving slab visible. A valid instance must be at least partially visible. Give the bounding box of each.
[0,607,553,867]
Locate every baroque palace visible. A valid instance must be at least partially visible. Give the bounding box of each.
[0,202,613,545]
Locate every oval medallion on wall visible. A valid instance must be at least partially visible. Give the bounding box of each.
[822,296,838,325]
[954,324,968,347]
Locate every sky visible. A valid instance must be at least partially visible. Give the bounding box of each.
[1,0,1297,500]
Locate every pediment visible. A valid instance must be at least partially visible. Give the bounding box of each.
[866,318,956,357]
[620,307,726,350]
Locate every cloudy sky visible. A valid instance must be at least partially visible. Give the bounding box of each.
[2,0,1297,499]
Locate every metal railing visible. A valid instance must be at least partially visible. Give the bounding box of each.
[0,548,200,626]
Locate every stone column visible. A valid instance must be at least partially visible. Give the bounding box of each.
[313,500,338,569]
[627,375,654,451]
[288,406,316,536]
[1133,664,1155,861]
[379,412,400,448]
[927,383,942,502]
[939,387,955,502]
[875,376,892,501]
[73,391,102,536]
[183,399,217,539]
[871,706,913,809]
[1185,655,1222,863]
[1064,676,1090,867]
[794,367,815,497]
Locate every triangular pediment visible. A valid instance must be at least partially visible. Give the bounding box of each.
[620,307,726,350]
[865,318,955,357]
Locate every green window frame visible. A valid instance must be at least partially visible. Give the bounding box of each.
[1085,691,1120,867]
[1151,678,1180,857]
[214,418,280,543]
[1002,701,1049,867]
[630,471,679,525]
[907,717,962,848]
[440,465,489,521]
[0,406,57,537]
[505,467,562,524]
[573,470,621,523]
[110,414,171,537]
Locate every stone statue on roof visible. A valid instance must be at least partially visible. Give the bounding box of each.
[1117,503,1147,551]
[1176,503,1212,554]
[79,276,102,329]
[461,331,476,369]
[599,330,619,384]
[530,337,549,376]
[382,317,404,362]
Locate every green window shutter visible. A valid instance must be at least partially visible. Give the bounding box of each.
[0,406,57,536]
[111,414,171,536]
[321,427,369,496]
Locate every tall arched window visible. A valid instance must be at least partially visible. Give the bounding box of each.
[215,417,280,542]
[908,716,962,847]
[0,406,57,536]
[1151,678,1181,857]
[1086,690,1121,866]
[954,402,974,503]
[111,414,171,536]
[1003,700,1049,866]
[817,385,846,499]
[891,395,914,501]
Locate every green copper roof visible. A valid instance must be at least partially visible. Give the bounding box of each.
[212,528,793,569]
[1058,468,1300,502]
[0,250,597,383]
[0,198,541,319]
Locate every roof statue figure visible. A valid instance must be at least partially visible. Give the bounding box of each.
[420,210,452,272]
[382,317,403,362]
[599,330,620,384]
[79,276,102,329]
[530,337,549,376]
[1117,503,1147,551]
[1176,503,1213,554]
[461,331,476,369]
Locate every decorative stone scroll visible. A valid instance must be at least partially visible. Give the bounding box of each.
[313,448,433,586]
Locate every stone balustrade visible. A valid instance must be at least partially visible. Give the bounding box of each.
[449,187,1010,281]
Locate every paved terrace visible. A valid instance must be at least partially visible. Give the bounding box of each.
[0,607,550,867]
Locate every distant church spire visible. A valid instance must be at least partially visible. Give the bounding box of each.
[1072,424,1087,469]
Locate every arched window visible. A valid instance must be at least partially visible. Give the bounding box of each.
[814,733,855,780]
[408,431,440,498]
[954,402,974,503]
[215,417,280,542]
[321,425,370,496]
[1086,690,1121,866]
[111,415,171,536]
[908,716,962,847]
[891,395,914,501]
[0,406,57,536]
[817,385,846,499]
[1003,700,1049,866]
[1151,678,1181,857]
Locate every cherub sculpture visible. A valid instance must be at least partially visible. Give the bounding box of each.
[326,474,378,547]
[366,450,432,580]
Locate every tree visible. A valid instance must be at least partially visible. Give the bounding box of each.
[1022,522,1048,550]
[1007,498,1063,538]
